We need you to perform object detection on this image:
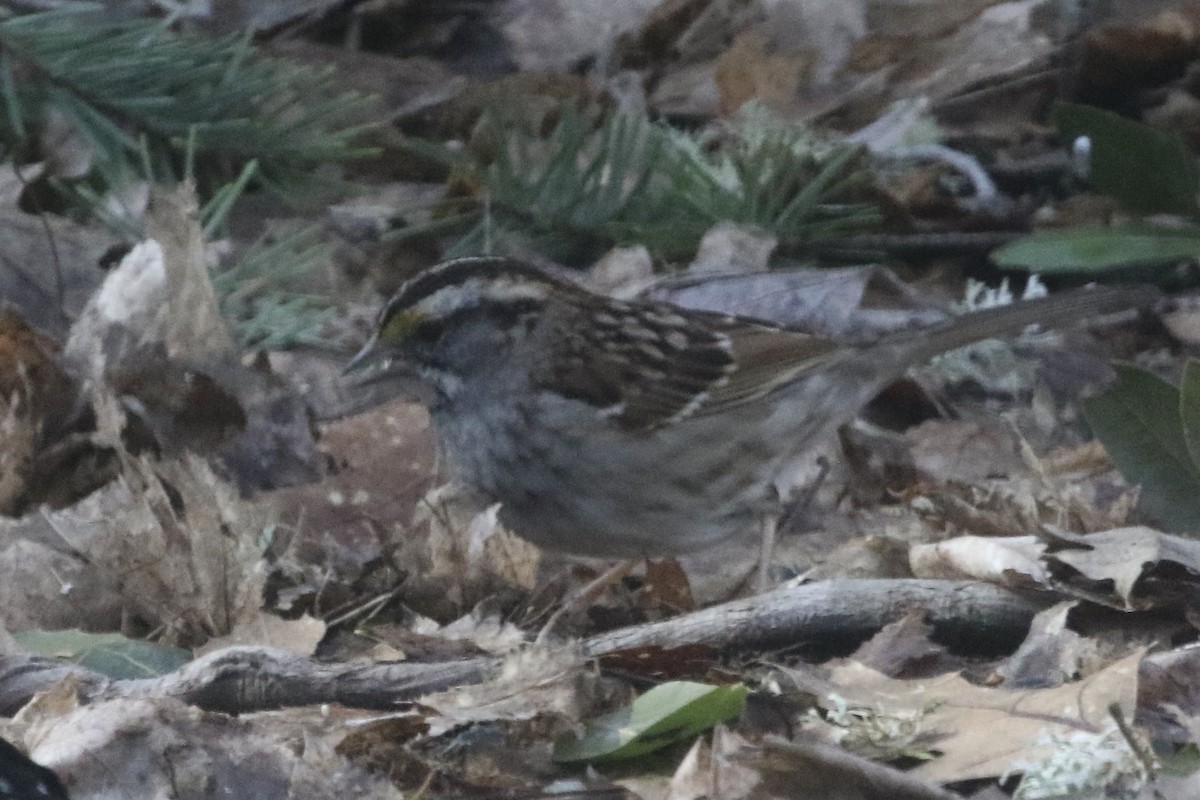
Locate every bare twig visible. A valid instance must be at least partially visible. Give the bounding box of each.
[0,579,1050,714]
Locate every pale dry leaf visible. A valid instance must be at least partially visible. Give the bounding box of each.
[0,626,18,656]
[0,163,113,336]
[667,736,713,800]
[429,607,527,655]
[649,60,721,118]
[501,0,662,72]
[0,398,35,515]
[894,0,1057,103]
[415,482,539,598]
[65,183,234,384]
[914,474,1136,538]
[35,453,268,643]
[0,535,122,631]
[688,222,777,276]
[27,696,401,800]
[0,161,43,206]
[65,239,169,382]
[420,646,588,732]
[822,651,1142,783]
[144,182,234,360]
[766,0,866,86]
[197,613,326,658]
[1044,526,1200,609]
[14,673,84,725]
[1161,295,1200,345]
[909,535,1049,589]
[997,602,1092,689]
[482,529,541,592]
[907,419,1027,484]
[665,726,760,800]
[588,244,655,298]
[647,265,949,340]
[416,481,481,588]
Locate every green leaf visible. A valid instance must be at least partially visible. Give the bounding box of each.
[1180,360,1200,474]
[1084,364,1200,532]
[553,681,746,764]
[13,629,191,679]
[993,225,1200,273]
[1053,103,1200,214]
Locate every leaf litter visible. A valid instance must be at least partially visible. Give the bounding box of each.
[7,2,1200,799]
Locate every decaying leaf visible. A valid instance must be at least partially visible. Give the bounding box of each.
[0,310,78,515]
[848,611,948,679]
[0,453,268,644]
[24,697,401,800]
[1043,525,1200,611]
[664,726,762,800]
[995,602,1092,689]
[421,646,589,732]
[197,614,326,658]
[913,474,1136,539]
[816,651,1142,783]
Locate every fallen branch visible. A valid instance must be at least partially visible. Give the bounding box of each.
[0,579,1049,714]
[583,579,1050,657]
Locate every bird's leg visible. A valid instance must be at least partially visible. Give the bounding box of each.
[777,455,830,536]
[536,558,638,643]
[756,512,778,593]
[756,456,830,592]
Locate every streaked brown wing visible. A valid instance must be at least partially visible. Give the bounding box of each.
[700,320,841,412]
[540,300,839,431]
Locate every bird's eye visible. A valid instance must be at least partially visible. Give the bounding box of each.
[410,319,444,344]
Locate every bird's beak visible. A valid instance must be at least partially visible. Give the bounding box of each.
[343,335,381,376]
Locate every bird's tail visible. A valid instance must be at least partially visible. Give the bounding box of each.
[889,284,1159,367]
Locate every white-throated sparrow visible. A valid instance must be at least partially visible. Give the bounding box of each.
[347,257,1153,561]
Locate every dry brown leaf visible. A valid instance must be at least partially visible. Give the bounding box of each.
[66,185,232,383]
[893,1,1056,103]
[501,0,662,73]
[906,419,1026,484]
[0,310,78,515]
[848,611,947,679]
[3,453,268,644]
[413,481,541,605]
[995,602,1093,689]
[419,646,588,731]
[666,727,761,800]
[198,613,326,658]
[412,606,526,656]
[820,651,1142,783]
[0,166,115,338]
[913,474,1136,538]
[715,27,815,115]
[1043,526,1200,610]
[25,697,401,800]
[1139,645,1200,746]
